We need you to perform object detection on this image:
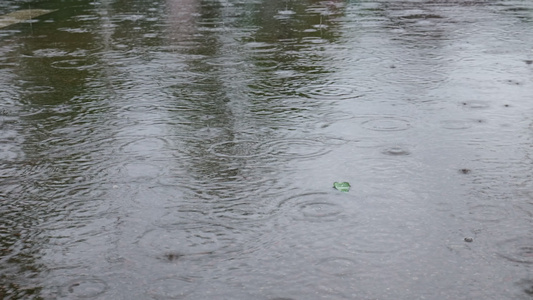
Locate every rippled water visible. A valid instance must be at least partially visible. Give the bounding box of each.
[1,0,533,299]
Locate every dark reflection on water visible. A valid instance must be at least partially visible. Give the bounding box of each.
[1,0,533,298]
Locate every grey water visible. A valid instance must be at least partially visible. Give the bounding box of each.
[1,0,533,299]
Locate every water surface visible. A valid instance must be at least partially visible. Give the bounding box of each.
[1,0,533,299]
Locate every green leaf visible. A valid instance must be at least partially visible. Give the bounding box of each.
[333,182,351,192]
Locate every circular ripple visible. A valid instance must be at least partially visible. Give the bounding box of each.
[361,117,411,131]
[320,111,356,122]
[120,162,162,179]
[341,230,408,255]
[146,276,198,299]
[253,59,280,71]
[278,192,349,222]
[315,257,357,276]
[60,278,108,298]
[119,137,172,154]
[440,120,473,130]
[263,139,330,159]
[244,42,277,54]
[209,140,268,158]
[138,223,232,256]
[51,59,96,70]
[381,146,411,156]
[468,204,509,223]
[496,237,533,264]
[297,84,364,100]
[205,58,244,67]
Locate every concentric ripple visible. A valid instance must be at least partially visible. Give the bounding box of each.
[277,192,351,222]
[51,59,97,70]
[315,257,358,276]
[263,139,330,159]
[137,222,237,257]
[146,276,199,299]
[467,204,509,223]
[440,119,473,130]
[361,117,411,131]
[297,84,364,100]
[119,162,162,179]
[496,237,533,264]
[119,137,172,155]
[59,277,108,298]
[208,140,268,158]
[339,229,411,255]
[381,145,411,156]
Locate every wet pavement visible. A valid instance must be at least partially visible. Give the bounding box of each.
[1,0,533,299]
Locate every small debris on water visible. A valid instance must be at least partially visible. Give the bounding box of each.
[464,237,473,243]
[459,169,471,174]
[333,182,351,192]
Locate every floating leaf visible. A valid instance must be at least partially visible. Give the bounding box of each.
[333,182,350,192]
